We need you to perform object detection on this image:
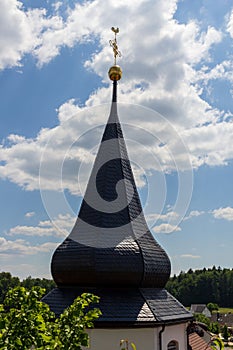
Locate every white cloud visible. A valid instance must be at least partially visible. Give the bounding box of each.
[148,209,205,230]
[0,236,57,255]
[183,210,205,221]
[182,121,233,168]
[0,213,76,268]
[8,225,55,237]
[52,1,63,13]
[1,98,232,196]
[0,0,62,69]
[212,207,233,221]
[194,60,233,85]
[25,211,35,218]
[160,211,180,221]
[227,9,233,38]
[8,213,75,237]
[146,211,179,224]
[0,0,233,199]
[180,254,200,259]
[153,223,181,234]
[0,0,33,69]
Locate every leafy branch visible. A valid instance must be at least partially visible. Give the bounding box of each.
[0,286,101,349]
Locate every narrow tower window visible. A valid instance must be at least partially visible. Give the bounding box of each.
[167,340,179,350]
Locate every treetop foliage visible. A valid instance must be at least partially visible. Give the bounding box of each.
[166,266,233,307]
[0,272,55,304]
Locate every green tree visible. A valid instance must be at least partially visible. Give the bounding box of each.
[0,286,53,349]
[53,293,101,349]
[0,272,55,304]
[194,313,221,335]
[21,277,55,294]
[222,324,230,342]
[194,313,210,328]
[207,303,219,314]
[209,322,220,335]
[0,286,101,349]
[166,266,233,307]
[0,272,20,303]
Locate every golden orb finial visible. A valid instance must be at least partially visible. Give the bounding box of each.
[108,27,122,81]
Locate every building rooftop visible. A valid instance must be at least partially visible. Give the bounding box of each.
[188,332,212,350]
[43,287,192,326]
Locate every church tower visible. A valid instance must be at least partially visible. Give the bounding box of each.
[43,28,193,350]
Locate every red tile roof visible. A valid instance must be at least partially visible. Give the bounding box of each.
[189,332,212,350]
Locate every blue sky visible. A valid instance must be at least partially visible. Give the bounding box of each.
[0,0,233,279]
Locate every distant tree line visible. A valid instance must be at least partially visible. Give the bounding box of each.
[166,266,233,307]
[1,266,233,307]
[0,272,55,303]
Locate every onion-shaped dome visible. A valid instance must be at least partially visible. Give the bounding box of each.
[51,80,171,288]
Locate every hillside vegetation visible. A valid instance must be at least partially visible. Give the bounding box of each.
[166,266,233,307]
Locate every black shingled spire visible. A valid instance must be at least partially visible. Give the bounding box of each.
[43,51,193,326]
[51,79,171,288]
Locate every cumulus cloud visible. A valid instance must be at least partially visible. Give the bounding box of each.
[0,0,62,69]
[212,207,233,221]
[8,213,75,237]
[0,236,57,255]
[145,211,182,233]
[0,0,233,200]
[182,121,233,167]
[1,213,76,258]
[146,211,179,225]
[195,60,233,84]
[153,223,181,234]
[2,102,180,194]
[0,97,231,196]
[183,210,205,221]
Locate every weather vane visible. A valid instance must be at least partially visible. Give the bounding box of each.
[108,27,122,81]
[109,27,122,65]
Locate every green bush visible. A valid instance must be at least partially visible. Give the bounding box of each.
[0,286,101,349]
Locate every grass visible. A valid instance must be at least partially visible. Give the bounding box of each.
[214,307,233,314]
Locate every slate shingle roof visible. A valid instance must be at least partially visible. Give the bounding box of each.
[42,287,192,326]
[43,79,193,326]
[190,304,208,313]
[51,81,171,289]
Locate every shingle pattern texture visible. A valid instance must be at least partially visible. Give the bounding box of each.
[188,333,212,350]
[51,81,171,288]
[45,81,193,326]
[190,304,206,313]
[42,287,192,325]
